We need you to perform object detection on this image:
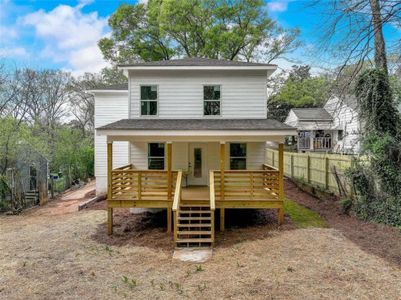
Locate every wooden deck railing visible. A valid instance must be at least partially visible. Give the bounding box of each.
[212,169,280,202]
[172,171,183,242]
[110,169,178,201]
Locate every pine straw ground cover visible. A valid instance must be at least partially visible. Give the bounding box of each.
[1,192,401,299]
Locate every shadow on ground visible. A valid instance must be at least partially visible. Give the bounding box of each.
[90,204,295,251]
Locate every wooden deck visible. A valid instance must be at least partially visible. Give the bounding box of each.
[105,142,285,242]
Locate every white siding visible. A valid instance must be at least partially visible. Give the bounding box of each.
[324,97,360,153]
[94,92,129,194]
[129,70,267,119]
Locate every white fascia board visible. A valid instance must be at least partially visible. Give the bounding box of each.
[118,66,277,71]
[86,90,128,95]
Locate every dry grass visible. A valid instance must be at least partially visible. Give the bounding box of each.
[1,207,401,300]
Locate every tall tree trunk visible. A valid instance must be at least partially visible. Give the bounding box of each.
[369,0,388,75]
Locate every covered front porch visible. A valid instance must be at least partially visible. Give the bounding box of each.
[97,119,295,247]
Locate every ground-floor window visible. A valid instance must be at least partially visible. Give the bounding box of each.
[148,143,165,169]
[230,143,246,170]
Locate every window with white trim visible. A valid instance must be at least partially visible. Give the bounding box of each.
[203,85,221,115]
[148,143,165,169]
[230,143,246,170]
[141,85,158,116]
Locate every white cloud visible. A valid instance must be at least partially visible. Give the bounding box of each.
[21,2,109,75]
[0,47,28,58]
[267,1,290,13]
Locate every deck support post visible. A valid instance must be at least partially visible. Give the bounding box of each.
[167,142,172,233]
[167,207,172,234]
[278,143,285,225]
[107,142,113,235]
[220,208,225,232]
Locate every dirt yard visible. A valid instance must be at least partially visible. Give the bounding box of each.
[1,181,401,300]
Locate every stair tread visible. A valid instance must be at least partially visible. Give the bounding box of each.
[179,210,211,214]
[177,224,211,228]
[177,231,211,235]
[180,204,210,207]
[178,217,211,220]
[176,238,213,243]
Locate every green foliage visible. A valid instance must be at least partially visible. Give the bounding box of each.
[355,69,399,135]
[52,127,94,181]
[339,198,353,214]
[284,198,327,228]
[99,0,299,63]
[267,66,331,121]
[347,69,401,227]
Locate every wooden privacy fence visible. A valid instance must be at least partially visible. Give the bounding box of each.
[266,149,355,197]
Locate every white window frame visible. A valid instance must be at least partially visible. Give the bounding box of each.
[203,84,222,117]
[140,85,159,117]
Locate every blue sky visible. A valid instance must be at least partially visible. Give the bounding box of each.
[0,0,399,76]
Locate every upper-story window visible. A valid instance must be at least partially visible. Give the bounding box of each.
[141,85,158,116]
[204,85,221,116]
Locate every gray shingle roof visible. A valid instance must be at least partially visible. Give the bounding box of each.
[292,108,333,121]
[118,57,276,67]
[97,119,294,131]
[91,83,128,90]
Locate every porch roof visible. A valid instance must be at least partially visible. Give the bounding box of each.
[97,118,294,131]
[97,119,295,143]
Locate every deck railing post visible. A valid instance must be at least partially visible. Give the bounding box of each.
[107,141,113,235]
[220,142,226,231]
[137,172,141,200]
[278,143,285,225]
[167,142,172,201]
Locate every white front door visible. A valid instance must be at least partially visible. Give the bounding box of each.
[188,143,208,185]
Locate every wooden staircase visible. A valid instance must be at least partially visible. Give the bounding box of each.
[172,171,216,248]
[175,204,213,247]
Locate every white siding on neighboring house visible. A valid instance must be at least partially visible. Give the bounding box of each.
[94,92,129,194]
[324,96,360,153]
[129,70,268,119]
[284,110,298,127]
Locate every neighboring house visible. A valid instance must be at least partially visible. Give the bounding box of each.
[284,96,360,154]
[90,57,295,247]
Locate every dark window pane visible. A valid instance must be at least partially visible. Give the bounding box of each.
[230,158,246,170]
[141,101,157,115]
[141,85,157,100]
[203,85,220,100]
[230,143,246,157]
[204,101,220,115]
[148,158,164,170]
[148,143,165,157]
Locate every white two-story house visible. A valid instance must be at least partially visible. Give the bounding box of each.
[91,58,295,247]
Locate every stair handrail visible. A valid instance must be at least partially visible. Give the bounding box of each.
[172,170,182,242]
[172,170,183,212]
